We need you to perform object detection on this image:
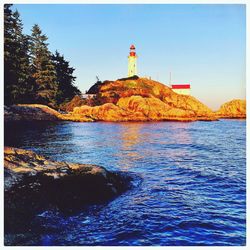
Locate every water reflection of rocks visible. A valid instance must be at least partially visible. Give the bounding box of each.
[113,122,196,171]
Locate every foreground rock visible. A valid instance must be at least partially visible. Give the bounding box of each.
[216,99,246,118]
[4,147,131,233]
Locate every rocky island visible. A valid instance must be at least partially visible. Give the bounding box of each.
[216,99,246,119]
[4,76,246,122]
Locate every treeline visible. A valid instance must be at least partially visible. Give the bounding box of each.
[4,4,80,108]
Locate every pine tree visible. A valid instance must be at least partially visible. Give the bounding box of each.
[51,51,81,105]
[4,6,81,107]
[4,4,17,104]
[4,5,33,104]
[30,24,57,106]
[12,11,34,103]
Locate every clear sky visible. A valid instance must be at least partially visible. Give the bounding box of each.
[13,4,245,110]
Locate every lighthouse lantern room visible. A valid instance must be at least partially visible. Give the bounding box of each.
[128,44,137,77]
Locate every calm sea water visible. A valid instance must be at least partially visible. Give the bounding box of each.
[5,120,246,246]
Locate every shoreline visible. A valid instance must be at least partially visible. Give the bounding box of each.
[4,104,246,123]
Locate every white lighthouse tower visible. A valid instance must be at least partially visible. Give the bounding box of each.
[128,44,137,77]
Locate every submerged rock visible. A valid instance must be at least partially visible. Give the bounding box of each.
[4,147,131,233]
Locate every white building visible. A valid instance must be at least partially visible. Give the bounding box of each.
[171,84,191,95]
[128,44,137,77]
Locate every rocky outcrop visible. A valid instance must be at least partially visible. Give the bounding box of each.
[69,77,217,121]
[4,104,91,122]
[60,95,87,112]
[4,147,131,233]
[71,95,216,121]
[73,102,131,121]
[9,78,244,122]
[4,104,61,122]
[117,95,214,120]
[216,99,246,118]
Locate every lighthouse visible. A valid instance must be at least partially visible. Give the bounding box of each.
[128,44,137,77]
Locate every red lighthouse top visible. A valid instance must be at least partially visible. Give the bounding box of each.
[129,44,137,57]
[130,44,135,50]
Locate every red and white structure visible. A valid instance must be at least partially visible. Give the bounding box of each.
[128,44,137,77]
[171,84,191,95]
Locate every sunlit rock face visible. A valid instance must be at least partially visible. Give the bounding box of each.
[216,99,246,118]
[67,77,217,121]
[4,147,131,233]
[60,95,86,112]
[72,103,131,121]
[7,78,246,122]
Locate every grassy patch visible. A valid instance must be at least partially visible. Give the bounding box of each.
[125,81,137,88]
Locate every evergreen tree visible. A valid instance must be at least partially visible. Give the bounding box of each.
[30,24,57,106]
[4,5,33,104]
[4,4,15,104]
[12,11,34,103]
[51,51,81,104]
[4,6,81,107]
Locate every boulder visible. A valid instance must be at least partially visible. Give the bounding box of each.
[4,147,131,233]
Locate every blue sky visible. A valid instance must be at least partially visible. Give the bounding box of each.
[13,4,245,110]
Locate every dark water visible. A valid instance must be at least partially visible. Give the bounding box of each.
[5,120,246,246]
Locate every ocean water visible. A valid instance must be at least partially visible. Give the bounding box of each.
[4,120,246,246]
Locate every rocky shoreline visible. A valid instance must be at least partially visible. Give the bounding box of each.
[4,99,245,123]
[4,147,132,235]
[4,77,246,122]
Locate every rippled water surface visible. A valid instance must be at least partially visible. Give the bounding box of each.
[5,120,246,246]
